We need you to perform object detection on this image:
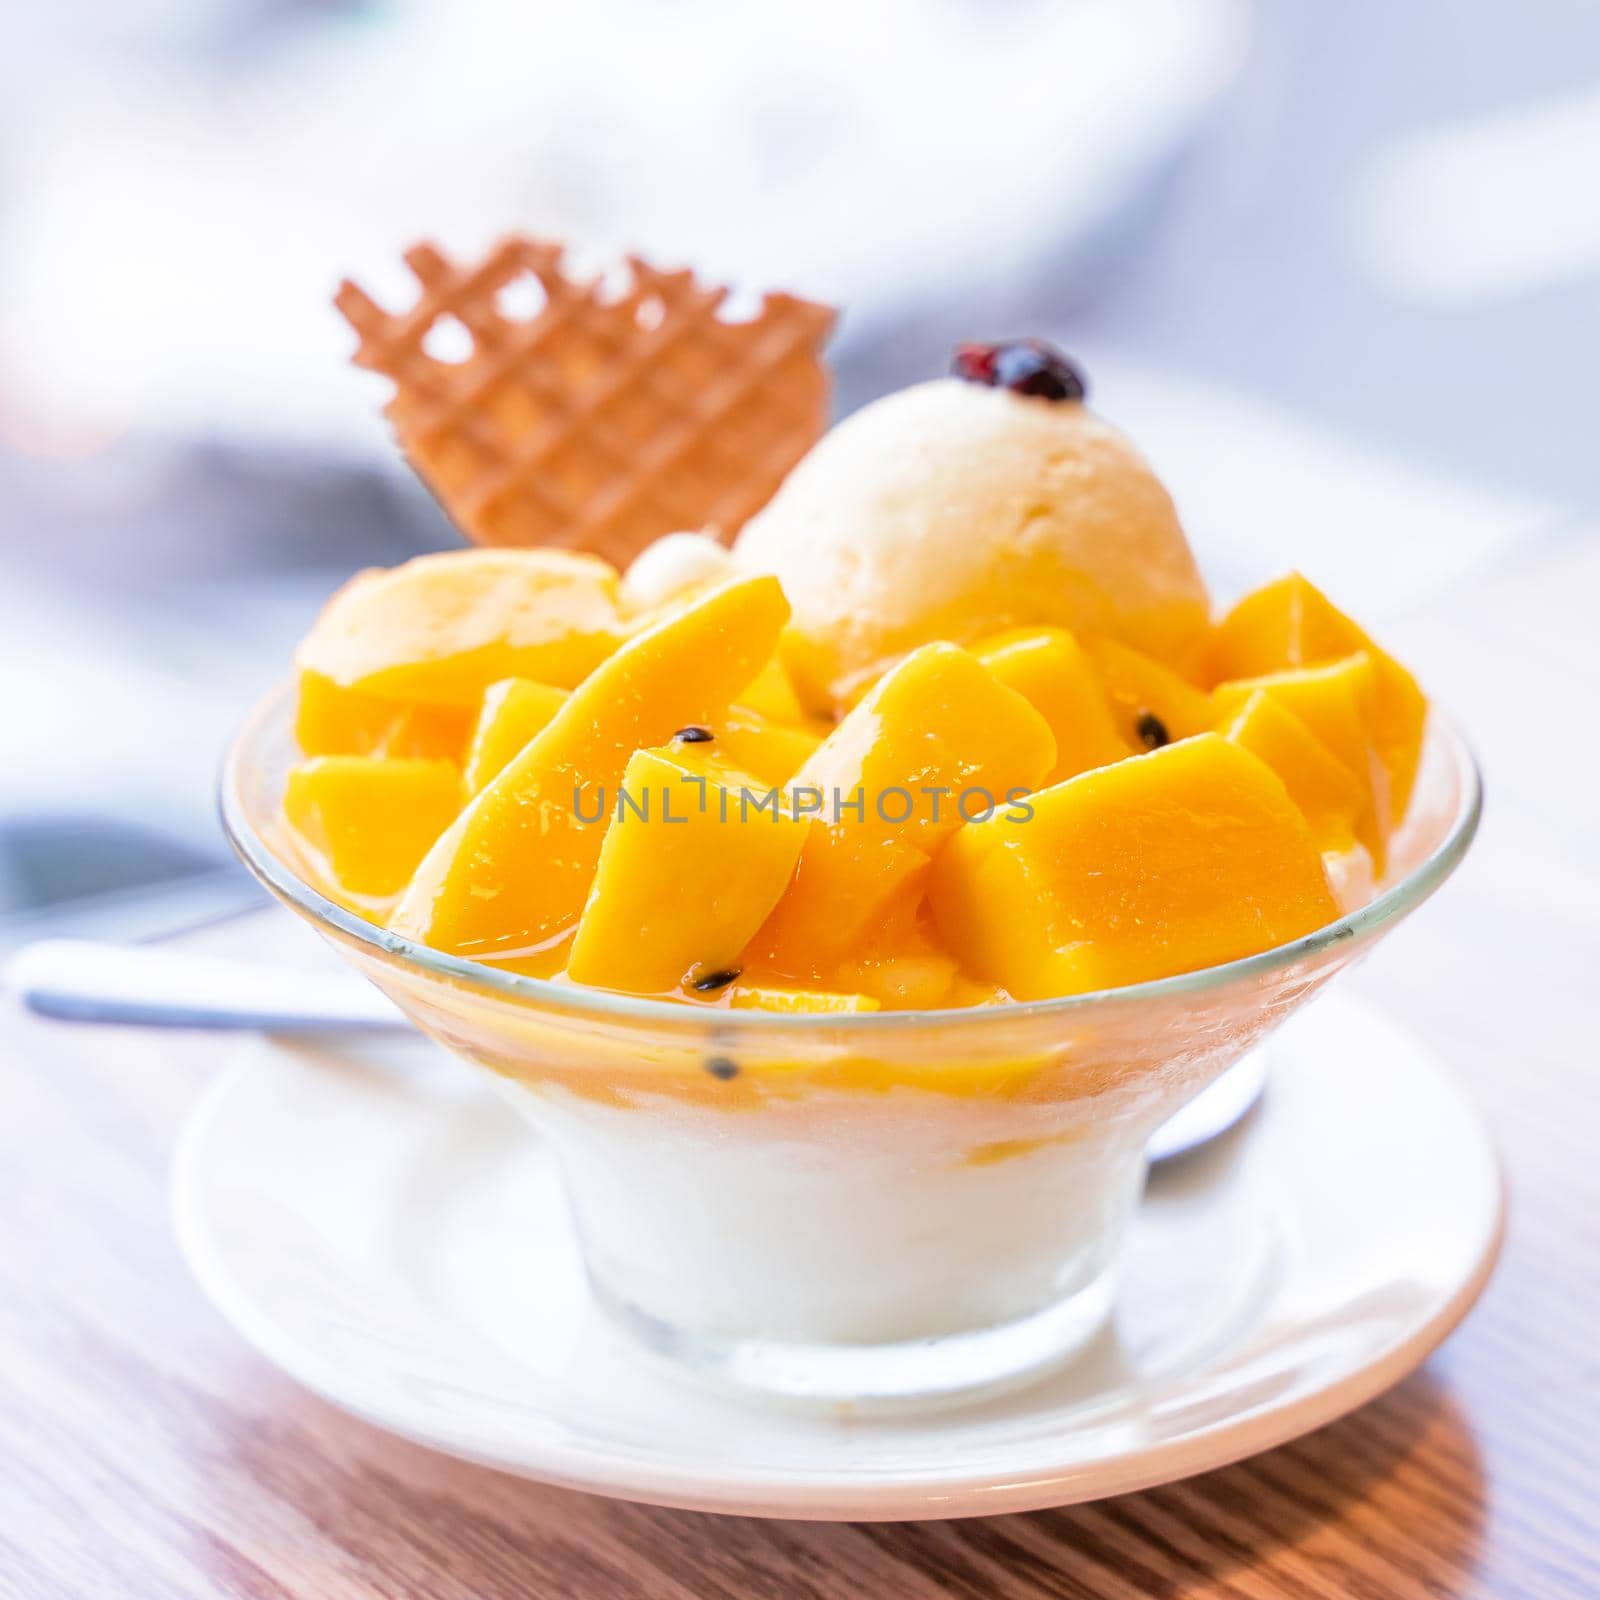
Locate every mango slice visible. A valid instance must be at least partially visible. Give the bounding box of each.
[728,983,881,1014]
[1217,688,1367,856]
[294,670,473,763]
[930,734,1339,1000]
[297,549,623,708]
[831,897,961,1010]
[1083,636,1213,749]
[284,756,463,901]
[713,707,822,788]
[1211,653,1388,869]
[976,626,1131,783]
[752,642,1056,977]
[788,642,1056,851]
[463,678,569,794]
[1207,573,1428,820]
[566,744,806,997]
[737,652,807,725]
[389,576,789,959]
[760,829,931,975]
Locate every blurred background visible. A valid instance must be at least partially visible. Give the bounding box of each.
[1,0,1595,949]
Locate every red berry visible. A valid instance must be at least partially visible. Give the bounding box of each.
[951,339,1087,402]
[952,343,999,384]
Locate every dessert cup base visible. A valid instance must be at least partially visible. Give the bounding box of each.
[587,1264,1119,1412]
[174,992,1503,1516]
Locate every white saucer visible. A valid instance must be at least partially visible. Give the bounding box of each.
[172,993,1503,1521]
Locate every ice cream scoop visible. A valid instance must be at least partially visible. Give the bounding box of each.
[733,376,1210,710]
[619,532,733,614]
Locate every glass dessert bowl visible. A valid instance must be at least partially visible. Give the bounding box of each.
[241,256,1479,1405]
[221,690,1479,1407]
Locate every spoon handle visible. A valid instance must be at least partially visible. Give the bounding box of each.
[5,939,408,1032]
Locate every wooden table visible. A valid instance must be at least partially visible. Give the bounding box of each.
[4,539,1597,1599]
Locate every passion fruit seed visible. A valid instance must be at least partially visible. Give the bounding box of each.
[673,725,714,743]
[704,1055,740,1080]
[1136,711,1170,750]
[951,339,1087,402]
[692,967,741,992]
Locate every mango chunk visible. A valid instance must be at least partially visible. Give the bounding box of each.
[1206,573,1428,820]
[463,678,568,794]
[713,707,822,788]
[1083,636,1213,749]
[758,830,931,976]
[930,735,1338,1000]
[787,642,1056,850]
[1211,654,1388,869]
[737,652,807,725]
[297,549,623,708]
[976,627,1131,783]
[752,643,1056,977]
[728,983,881,1014]
[1217,689,1367,856]
[831,898,961,1011]
[284,757,463,901]
[567,744,806,997]
[295,669,473,763]
[389,576,789,959]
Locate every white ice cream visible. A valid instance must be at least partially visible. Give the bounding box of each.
[500,1083,1157,1357]
[734,379,1211,709]
[620,531,734,614]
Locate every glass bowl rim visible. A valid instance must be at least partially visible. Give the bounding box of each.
[220,684,1482,1034]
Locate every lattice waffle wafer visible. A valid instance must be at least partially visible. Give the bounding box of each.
[336,237,836,565]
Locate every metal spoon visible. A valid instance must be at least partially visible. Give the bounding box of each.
[5,938,1265,1162]
[7,938,406,1032]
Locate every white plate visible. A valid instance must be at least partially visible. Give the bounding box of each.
[172,993,1502,1521]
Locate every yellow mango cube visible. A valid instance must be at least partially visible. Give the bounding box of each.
[712,707,822,788]
[1211,653,1388,868]
[753,643,1056,976]
[930,734,1338,1000]
[1206,573,1428,820]
[567,744,807,997]
[830,898,961,1011]
[284,757,463,902]
[758,830,931,976]
[976,626,1131,783]
[789,642,1056,850]
[294,670,473,763]
[1083,635,1213,750]
[736,652,807,725]
[463,679,568,794]
[297,549,623,708]
[1217,688,1367,856]
[727,983,881,1014]
[389,576,789,959]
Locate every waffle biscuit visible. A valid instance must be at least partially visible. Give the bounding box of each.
[336,237,835,565]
